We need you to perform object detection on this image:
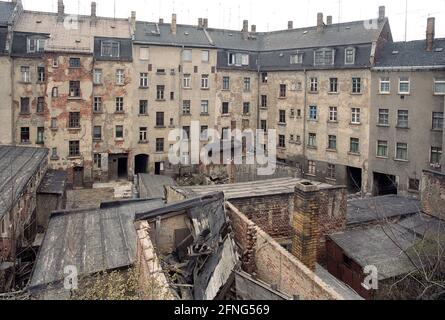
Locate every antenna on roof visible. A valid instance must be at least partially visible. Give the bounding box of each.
[404,0,408,42]
[114,0,116,20]
[337,0,342,31]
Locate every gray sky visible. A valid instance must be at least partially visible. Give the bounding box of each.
[20,0,445,41]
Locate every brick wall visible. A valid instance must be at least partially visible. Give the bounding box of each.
[226,202,344,300]
[421,170,445,220]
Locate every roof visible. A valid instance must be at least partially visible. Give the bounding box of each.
[14,11,131,54]
[0,145,48,218]
[28,198,164,293]
[37,170,67,195]
[134,18,387,52]
[329,212,444,280]
[375,39,445,68]
[172,177,338,200]
[347,195,421,226]
[315,264,363,300]
[0,1,16,26]
[138,174,176,199]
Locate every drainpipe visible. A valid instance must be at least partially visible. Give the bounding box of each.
[302,69,308,170]
[256,56,261,130]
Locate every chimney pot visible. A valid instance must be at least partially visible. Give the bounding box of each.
[130,11,136,32]
[203,18,208,28]
[327,16,332,25]
[91,2,97,17]
[243,19,249,40]
[171,13,177,35]
[159,18,164,24]
[378,6,385,21]
[288,21,293,29]
[251,24,256,33]
[198,18,203,28]
[426,17,435,52]
[317,12,324,31]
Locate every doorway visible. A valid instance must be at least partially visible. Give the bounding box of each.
[346,167,362,193]
[373,172,398,196]
[108,154,129,180]
[155,162,162,175]
[135,154,149,175]
[118,157,128,178]
[73,167,84,188]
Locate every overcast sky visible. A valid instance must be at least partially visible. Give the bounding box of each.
[20,0,445,41]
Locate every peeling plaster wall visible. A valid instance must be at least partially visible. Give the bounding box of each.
[0,56,12,144]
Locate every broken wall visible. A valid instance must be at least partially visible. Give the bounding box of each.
[421,170,445,220]
[0,56,12,144]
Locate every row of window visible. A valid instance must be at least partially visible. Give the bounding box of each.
[376,141,442,164]
[379,77,445,95]
[378,109,443,130]
[277,133,362,154]
[306,161,337,179]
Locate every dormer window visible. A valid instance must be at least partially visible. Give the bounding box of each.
[101,40,120,58]
[314,48,334,66]
[290,52,304,64]
[345,47,355,65]
[228,53,249,66]
[27,37,46,53]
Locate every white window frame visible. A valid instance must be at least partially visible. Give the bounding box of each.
[380,77,391,94]
[183,74,191,88]
[21,66,31,83]
[201,100,209,114]
[140,73,149,87]
[329,107,338,122]
[351,108,361,124]
[116,69,125,85]
[314,48,335,66]
[434,78,445,95]
[430,146,442,165]
[290,52,304,64]
[201,74,209,89]
[101,40,120,58]
[395,142,408,161]
[398,76,410,94]
[93,69,102,85]
[376,140,388,158]
[344,47,355,65]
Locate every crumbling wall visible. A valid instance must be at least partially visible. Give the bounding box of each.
[421,170,445,220]
[0,56,12,144]
[165,186,188,203]
[135,221,175,300]
[226,202,343,300]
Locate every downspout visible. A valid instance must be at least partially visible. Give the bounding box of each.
[256,55,261,130]
[302,69,308,170]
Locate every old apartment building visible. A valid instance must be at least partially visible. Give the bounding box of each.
[0,0,443,196]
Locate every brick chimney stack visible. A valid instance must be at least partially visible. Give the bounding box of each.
[57,0,64,21]
[292,182,320,271]
[198,18,203,28]
[243,20,249,40]
[378,6,386,21]
[426,17,435,52]
[130,11,136,34]
[171,13,177,35]
[159,18,164,24]
[251,25,256,33]
[91,2,97,18]
[288,21,293,30]
[317,13,324,32]
[203,18,208,29]
[327,16,332,25]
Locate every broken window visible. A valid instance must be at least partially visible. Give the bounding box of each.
[93,126,102,140]
[156,138,164,152]
[69,141,80,157]
[101,40,120,58]
[409,179,420,191]
[309,106,317,120]
[69,81,80,97]
[279,110,286,124]
[20,127,30,143]
[37,66,45,82]
[37,97,45,113]
[308,160,316,175]
[115,125,124,139]
[243,102,250,115]
[116,97,124,112]
[20,97,30,114]
[69,112,80,128]
[431,146,442,165]
[327,164,336,180]
[36,127,44,144]
[310,77,318,92]
[182,100,191,115]
[52,87,59,98]
[308,133,317,147]
[261,72,268,83]
[69,58,81,68]
[21,66,30,83]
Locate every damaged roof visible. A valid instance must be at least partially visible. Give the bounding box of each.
[28,198,164,294]
[172,177,339,200]
[0,145,48,219]
[37,170,67,195]
[138,174,176,199]
[347,195,421,226]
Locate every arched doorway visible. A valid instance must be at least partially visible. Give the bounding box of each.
[134,154,149,175]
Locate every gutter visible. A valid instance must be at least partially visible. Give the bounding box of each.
[372,66,445,71]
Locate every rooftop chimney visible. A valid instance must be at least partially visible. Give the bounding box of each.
[292,182,320,271]
[242,20,249,40]
[288,21,293,30]
[91,2,97,18]
[203,18,208,28]
[198,18,203,28]
[57,0,64,20]
[130,11,136,34]
[171,13,177,35]
[378,6,385,21]
[251,24,256,33]
[327,16,332,25]
[317,13,324,32]
[426,17,435,52]
[159,18,164,24]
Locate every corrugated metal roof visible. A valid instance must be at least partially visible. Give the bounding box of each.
[0,145,48,218]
